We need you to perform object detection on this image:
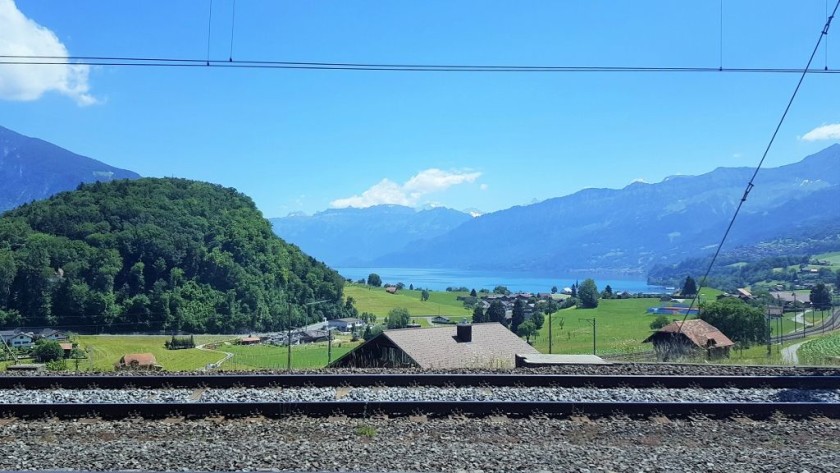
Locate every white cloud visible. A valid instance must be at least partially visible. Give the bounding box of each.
[801,123,840,141]
[330,169,482,208]
[0,0,96,105]
[479,183,489,191]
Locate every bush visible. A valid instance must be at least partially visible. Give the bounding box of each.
[32,340,63,362]
[649,315,672,330]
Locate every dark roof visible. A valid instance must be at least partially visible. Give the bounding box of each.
[333,318,363,324]
[644,319,734,348]
[339,322,539,369]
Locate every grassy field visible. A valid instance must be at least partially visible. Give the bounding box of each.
[345,283,472,319]
[56,335,234,372]
[219,340,363,370]
[814,251,840,266]
[530,298,667,356]
[2,334,362,372]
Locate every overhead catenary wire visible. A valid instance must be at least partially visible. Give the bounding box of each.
[2,55,840,73]
[673,0,839,340]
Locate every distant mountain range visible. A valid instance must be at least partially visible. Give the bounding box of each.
[270,205,473,267]
[0,126,139,212]
[273,145,840,274]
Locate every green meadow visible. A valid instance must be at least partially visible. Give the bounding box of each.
[344,283,472,319]
[57,335,232,372]
[530,298,665,356]
[219,340,363,370]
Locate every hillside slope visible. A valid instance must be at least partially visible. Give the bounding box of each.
[0,178,350,333]
[270,205,472,267]
[0,126,140,212]
[374,145,840,273]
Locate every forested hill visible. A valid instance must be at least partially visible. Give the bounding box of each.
[0,125,140,212]
[0,178,350,333]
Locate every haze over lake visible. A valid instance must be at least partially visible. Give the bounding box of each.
[336,268,671,294]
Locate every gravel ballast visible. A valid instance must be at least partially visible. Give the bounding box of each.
[0,415,837,472]
[1,386,839,404]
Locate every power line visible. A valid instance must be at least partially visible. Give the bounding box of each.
[674,0,839,339]
[2,55,840,73]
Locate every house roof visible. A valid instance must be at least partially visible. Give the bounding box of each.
[356,322,539,369]
[59,343,73,351]
[644,319,734,348]
[120,353,159,366]
[333,318,363,324]
[240,337,261,343]
[770,292,811,304]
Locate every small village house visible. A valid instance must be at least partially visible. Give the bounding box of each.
[331,322,538,369]
[0,330,34,349]
[643,319,734,361]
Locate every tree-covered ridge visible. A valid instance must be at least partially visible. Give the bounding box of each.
[0,178,349,333]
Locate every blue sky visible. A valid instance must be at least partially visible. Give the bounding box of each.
[1,0,839,217]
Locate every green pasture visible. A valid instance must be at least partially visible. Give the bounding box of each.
[814,251,840,266]
[530,298,664,356]
[344,284,472,319]
[64,335,233,372]
[219,340,362,370]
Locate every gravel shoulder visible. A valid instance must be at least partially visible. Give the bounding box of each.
[1,416,838,472]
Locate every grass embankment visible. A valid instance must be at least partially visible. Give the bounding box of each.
[344,283,472,320]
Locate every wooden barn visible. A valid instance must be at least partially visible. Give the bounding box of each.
[643,319,734,361]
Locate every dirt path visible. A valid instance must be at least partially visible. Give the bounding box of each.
[196,342,235,370]
[781,341,806,365]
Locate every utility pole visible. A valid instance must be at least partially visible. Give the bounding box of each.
[286,301,292,372]
[580,318,596,355]
[548,311,553,354]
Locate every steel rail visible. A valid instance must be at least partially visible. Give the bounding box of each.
[1,401,837,419]
[1,374,839,389]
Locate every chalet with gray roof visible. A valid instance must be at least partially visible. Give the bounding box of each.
[330,322,539,369]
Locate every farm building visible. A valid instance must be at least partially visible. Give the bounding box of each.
[327,318,364,332]
[330,322,538,369]
[115,353,163,371]
[643,319,734,361]
[239,336,261,345]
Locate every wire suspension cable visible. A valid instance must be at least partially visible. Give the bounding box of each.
[229,0,237,61]
[673,0,839,339]
[2,55,840,74]
[206,0,214,66]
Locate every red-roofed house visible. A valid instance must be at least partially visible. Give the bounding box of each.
[643,319,734,361]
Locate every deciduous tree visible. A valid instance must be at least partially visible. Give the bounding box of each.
[517,320,537,343]
[367,273,382,287]
[577,279,599,309]
[699,298,766,344]
[386,307,411,329]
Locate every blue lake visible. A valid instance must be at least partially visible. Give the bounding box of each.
[336,267,670,294]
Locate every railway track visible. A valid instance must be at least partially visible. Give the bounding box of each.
[2,374,838,420]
